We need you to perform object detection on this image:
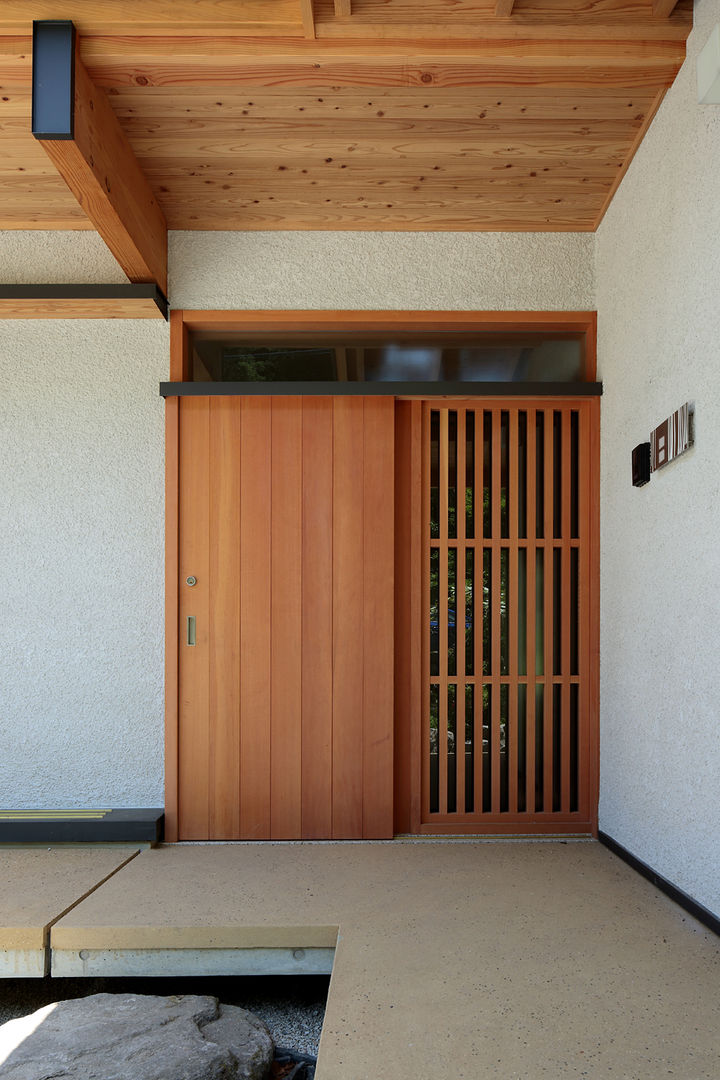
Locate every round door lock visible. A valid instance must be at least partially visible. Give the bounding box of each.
[186,576,197,587]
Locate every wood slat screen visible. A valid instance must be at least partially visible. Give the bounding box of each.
[421,399,598,831]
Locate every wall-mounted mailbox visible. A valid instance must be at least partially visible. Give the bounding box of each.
[632,442,651,487]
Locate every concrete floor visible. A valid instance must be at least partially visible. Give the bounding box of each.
[0,846,139,977]
[3,840,720,1078]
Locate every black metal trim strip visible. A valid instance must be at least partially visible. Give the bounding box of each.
[160,380,603,398]
[598,831,720,938]
[0,283,168,320]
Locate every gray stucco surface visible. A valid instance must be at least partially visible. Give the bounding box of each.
[0,232,129,285]
[596,0,720,915]
[0,320,168,808]
[169,231,595,311]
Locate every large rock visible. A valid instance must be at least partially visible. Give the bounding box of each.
[0,993,274,1080]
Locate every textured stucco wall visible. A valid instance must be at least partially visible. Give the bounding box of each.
[596,0,720,915]
[0,320,168,808]
[170,231,595,310]
[1,229,593,809]
[0,231,129,284]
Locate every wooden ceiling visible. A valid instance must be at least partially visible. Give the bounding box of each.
[0,0,693,233]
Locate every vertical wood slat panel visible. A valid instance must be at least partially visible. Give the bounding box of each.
[561,407,573,814]
[438,409,449,815]
[508,409,519,814]
[491,408,502,814]
[422,405,432,822]
[418,395,597,833]
[178,397,211,840]
[474,408,485,816]
[333,397,365,838]
[208,398,241,839]
[239,397,272,839]
[363,397,395,837]
[271,398,303,839]
[301,398,334,838]
[543,407,555,812]
[455,407,466,816]
[525,406,537,816]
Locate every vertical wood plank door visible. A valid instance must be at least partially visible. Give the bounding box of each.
[409,398,599,834]
[177,395,395,840]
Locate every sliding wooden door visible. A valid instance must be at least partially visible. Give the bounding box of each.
[176,395,395,840]
[395,398,599,834]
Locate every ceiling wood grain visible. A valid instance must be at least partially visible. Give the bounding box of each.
[0,0,692,231]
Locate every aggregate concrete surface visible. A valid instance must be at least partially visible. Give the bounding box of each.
[45,841,720,1079]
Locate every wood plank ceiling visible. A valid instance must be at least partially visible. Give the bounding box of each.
[0,0,692,232]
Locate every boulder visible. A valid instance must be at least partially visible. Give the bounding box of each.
[0,993,274,1080]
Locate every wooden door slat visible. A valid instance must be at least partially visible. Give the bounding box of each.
[543,408,555,813]
[239,397,272,839]
[525,407,537,816]
[271,397,303,839]
[422,405,432,820]
[455,407,467,817]
[508,409,519,814]
[491,409,502,814]
[363,397,395,838]
[473,407,484,817]
[208,397,241,839]
[178,397,211,840]
[301,397,335,839]
[332,397,365,838]
[438,408,449,815]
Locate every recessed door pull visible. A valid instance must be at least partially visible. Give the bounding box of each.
[186,616,196,646]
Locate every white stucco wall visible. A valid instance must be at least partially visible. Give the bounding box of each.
[596,0,720,915]
[170,231,595,310]
[0,231,129,284]
[1,230,593,810]
[0,320,168,808]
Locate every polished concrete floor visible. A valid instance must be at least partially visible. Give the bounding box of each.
[2,840,720,1078]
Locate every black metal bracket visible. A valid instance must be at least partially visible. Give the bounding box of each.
[0,283,169,320]
[160,380,603,398]
[32,20,76,140]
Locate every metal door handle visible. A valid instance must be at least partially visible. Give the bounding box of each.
[186,616,196,646]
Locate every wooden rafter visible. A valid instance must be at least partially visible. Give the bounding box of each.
[299,0,315,39]
[32,22,167,293]
[495,0,516,15]
[652,0,680,16]
[334,0,352,14]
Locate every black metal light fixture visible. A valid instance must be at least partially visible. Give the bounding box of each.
[31,20,76,140]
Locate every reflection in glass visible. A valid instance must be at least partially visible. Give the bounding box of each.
[191,332,586,383]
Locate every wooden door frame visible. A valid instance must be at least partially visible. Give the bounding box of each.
[165,309,598,842]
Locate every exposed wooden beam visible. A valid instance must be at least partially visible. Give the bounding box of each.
[17,37,684,90]
[0,284,168,319]
[299,0,315,40]
[495,0,516,15]
[32,21,168,295]
[335,0,352,14]
[652,0,680,15]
